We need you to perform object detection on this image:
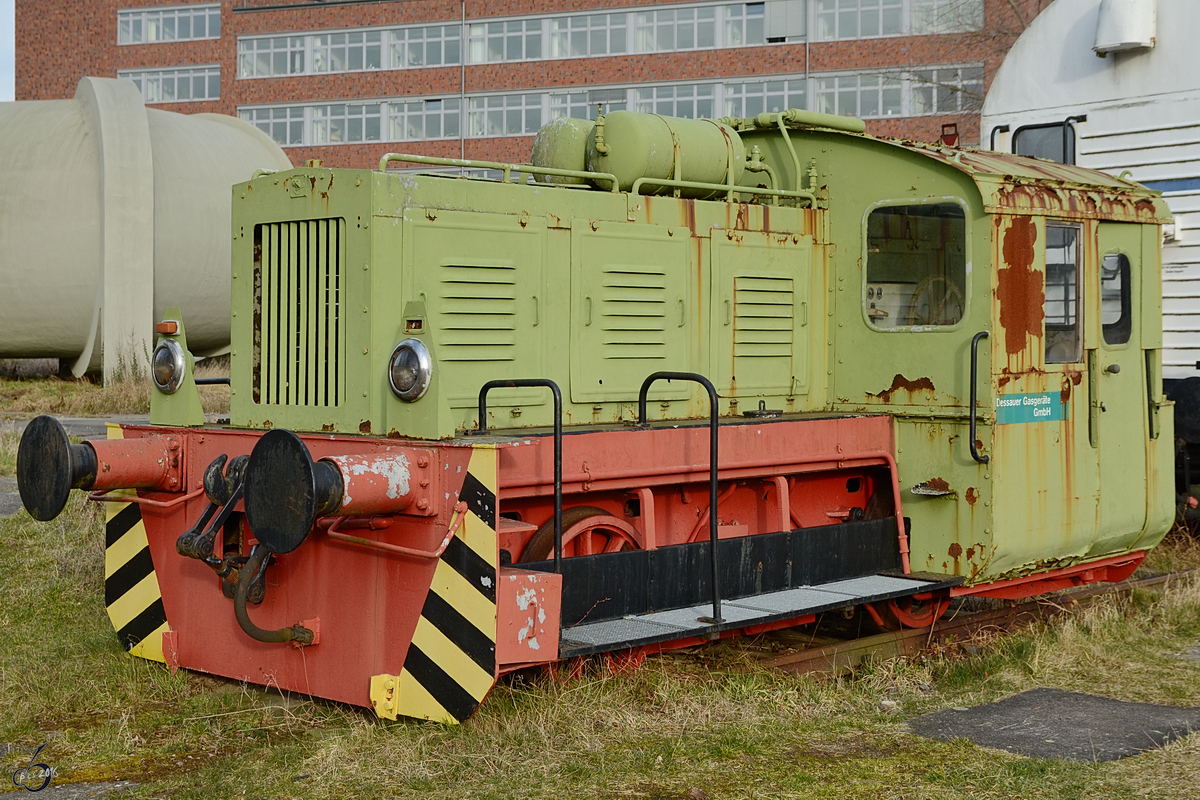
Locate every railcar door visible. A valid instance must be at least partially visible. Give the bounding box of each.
[990,216,1098,574]
[1088,222,1149,554]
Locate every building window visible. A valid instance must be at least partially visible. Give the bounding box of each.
[634,84,717,118]
[549,89,629,120]
[814,73,902,117]
[814,0,980,41]
[390,99,461,141]
[311,103,383,144]
[635,6,718,51]
[550,13,629,58]
[240,106,305,146]
[238,25,461,78]
[118,4,220,45]
[723,3,766,47]
[238,37,305,78]
[119,65,220,103]
[468,19,543,62]
[911,0,984,34]
[468,94,544,137]
[909,66,983,114]
[238,66,982,147]
[391,25,462,68]
[724,79,806,117]
[312,31,384,73]
[816,0,903,40]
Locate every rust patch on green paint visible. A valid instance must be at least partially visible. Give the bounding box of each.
[869,374,936,402]
[965,487,979,506]
[359,420,371,434]
[948,542,962,559]
[996,217,1044,356]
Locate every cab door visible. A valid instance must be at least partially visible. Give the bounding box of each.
[1088,222,1148,554]
[990,216,1098,573]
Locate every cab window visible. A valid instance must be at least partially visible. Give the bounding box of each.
[1045,223,1082,363]
[1101,253,1132,346]
[865,202,966,329]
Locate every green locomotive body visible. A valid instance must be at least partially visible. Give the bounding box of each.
[228,109,1173,586]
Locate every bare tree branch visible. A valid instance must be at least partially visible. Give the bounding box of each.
[1005,0,1029,30]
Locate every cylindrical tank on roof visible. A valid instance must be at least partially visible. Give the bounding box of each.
[581,111,746,198]
[0,77,292,381]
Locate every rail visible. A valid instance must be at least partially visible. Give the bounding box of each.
[638,371,723,625]
[476,379,564,573]
[377,153,621,193]
[629,176,816,205]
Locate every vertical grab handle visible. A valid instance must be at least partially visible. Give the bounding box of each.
[476,379,563,574]
[638,371,723,625]
[970,331,990,465]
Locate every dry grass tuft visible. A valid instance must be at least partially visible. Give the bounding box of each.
[0,355,230,419]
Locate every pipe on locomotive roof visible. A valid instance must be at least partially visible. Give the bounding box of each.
[753,109,868,134]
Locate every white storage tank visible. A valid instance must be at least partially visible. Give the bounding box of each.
[0,77,292,381]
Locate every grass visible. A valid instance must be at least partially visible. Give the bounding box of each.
[0,357,230,420]
[2,502,1200,798]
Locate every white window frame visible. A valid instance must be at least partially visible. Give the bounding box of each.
[814,0,982,42]
[118,65,220,103]
[237,63,983,147]
[237,23,462,79]
[118,4,221,45]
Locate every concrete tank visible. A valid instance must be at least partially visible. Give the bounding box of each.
[0,77,292,381]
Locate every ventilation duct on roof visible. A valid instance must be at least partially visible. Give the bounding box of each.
[1094,0,1157,55]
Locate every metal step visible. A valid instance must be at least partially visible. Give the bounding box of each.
[558,573,960,658]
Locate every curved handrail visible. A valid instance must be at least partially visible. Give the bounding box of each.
[638,372,723,624]
[970,331,991,465]
[477,379,564,573]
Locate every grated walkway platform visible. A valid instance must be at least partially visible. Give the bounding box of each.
[559,573,958,657]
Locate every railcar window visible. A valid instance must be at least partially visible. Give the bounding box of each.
[864,202,966,329]
[1013,121,1076,165]
[1101,252,1132,346]
[1045,223,1082,363]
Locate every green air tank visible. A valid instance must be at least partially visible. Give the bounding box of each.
[584,110,745,197]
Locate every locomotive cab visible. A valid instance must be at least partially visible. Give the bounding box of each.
[16,109,1175,723]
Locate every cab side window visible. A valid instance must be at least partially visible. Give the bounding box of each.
[864,202,966,329]
[1045,223,1082,363]
[1101,253,1132,346]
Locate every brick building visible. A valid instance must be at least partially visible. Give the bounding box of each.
[15,0,1052,169]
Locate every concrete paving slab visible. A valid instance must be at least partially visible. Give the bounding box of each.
[908,687,1200,762]
[0,476,20,518]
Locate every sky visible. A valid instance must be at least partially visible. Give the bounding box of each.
[1,0,12,102]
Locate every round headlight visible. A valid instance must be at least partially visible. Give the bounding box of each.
[152,339,187,394]
[388,338,432,402]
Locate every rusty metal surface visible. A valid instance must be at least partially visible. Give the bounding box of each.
[880,140,1172,223]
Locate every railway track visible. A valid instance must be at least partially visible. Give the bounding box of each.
[759,569,1199,675]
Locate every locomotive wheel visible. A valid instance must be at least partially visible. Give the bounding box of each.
[518,506,643,562]
[870,595,950,631]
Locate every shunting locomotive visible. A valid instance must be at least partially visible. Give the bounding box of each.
[17,107,1174,724]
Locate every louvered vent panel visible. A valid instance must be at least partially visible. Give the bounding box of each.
[601,268,667,360]
[438,264,517,362]
[734,276,794,357]
[253,219,344,407]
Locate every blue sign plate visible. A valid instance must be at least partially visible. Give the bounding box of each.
[996,392,1067,425]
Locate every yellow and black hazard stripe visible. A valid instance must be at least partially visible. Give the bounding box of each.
[374,445,498,724]
[102,425,168,663]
